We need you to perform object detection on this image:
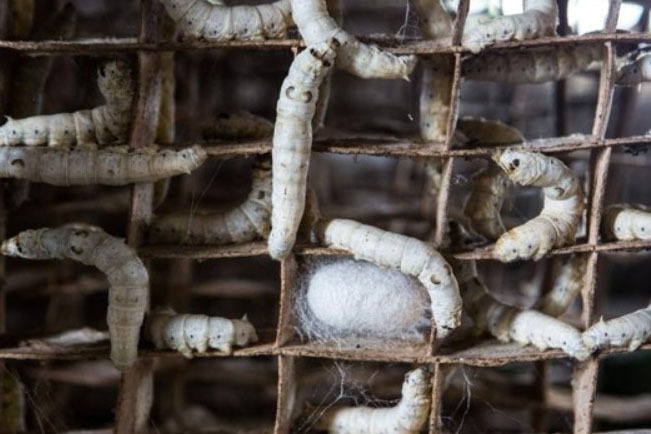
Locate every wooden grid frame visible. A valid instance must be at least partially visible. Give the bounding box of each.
[1,1,651,433]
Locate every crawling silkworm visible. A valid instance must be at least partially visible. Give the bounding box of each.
[0,145,206,186]
[602,204,651,241]
[1,224,149,370]
[150,157,271,244]
[317,219,462,339]
[536,254,587,317]
[267,39,338,260]
[492,149,584,262]
[146,307,258,358]
[616,52,651,87]
[583,302,651,352]
[158,0,293,41]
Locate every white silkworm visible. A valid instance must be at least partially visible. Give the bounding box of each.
[583,302,651,352]
[0,60,134,147]
[150,157,271,244]
[616,52,651,87]
[1,224,149,370]
[315,366,431,434]
[602,204,651,241]
[492,150,584,262]
[0,145,206,186]
[146,307,258,358]
[536,254,587,317]
[268,39,338,260]
[317,219,462,339]
[463,163,509,240]
[463,0,558,53]
[463,44,602,83]
[291,0,417,80]
[202,110,274,140]
[158,0,293,41]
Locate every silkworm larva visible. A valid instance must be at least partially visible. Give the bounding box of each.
[463,44,602,83]
[602,204,651,241]
[412,0,452,41]
[536,254,587,317]
[267,40,338,260]
[463,0,558,53]
[315,366,431,434]
[146,307,258,358]
[291,0,417,80]
[451,241,588,359]
[616,52,651,87]
[492,149,584,262]
[456,117,524,146]
[317,219,462,338]
[0,60,134,147]
[201,111,274,140]
[583,302,651,352]
[158,0,293,41]
[463,163,510,240]
[0,145,206,186]
[1,224,149,370]
[150,157,271,244]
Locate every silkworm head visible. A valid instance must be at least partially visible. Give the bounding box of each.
[233,316,258,346]
[1,230,44,259]
[402,366,431,397]
[97,59,135,104]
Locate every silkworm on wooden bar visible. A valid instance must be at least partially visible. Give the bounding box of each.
[463,163,510,240]
[0,60,134,147]
[317,219,462,339]
[202,111,274,140]
[268,39,338,260]
[158,0,293,41]
[583,302,651,352]
[492,149,584,262]
[463,0,558,53]
[146,307,258,358]
[315,366,431,434]
[535,254,587,317]
[0,145,207,186]
[291,0,417,80]
[616,52,651,87]
[1,224,149,370]
[602,204,651,241]
[463,44,602,83]
[150,157,271,244]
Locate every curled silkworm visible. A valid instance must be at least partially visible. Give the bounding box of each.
[463,0,558,53]
[602,204,651,241]
[616,52,651,87]
[146,307,258,358]
[317,219,462,339]
[150,157,271,244]
[1,224,149,370]
[291,0,417,80]
[492,150,584,262]
[315,366,431,434]
[158,0,293,41]
[202,111,274,140]
[0,60,134,147]
[463,44,602,83]
[536,254,587,317]
[0,145,207,186]
[583,303,651,352]
[268,39,338,260]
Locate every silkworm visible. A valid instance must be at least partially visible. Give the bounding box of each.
[463,44,602,83]
[1,224,149,370]
[267,39,338,260]
[463,162,510,240]
[202,111,274,140]
[0,145,207,186]
[158,0,293,41]
[463,0,558,53]
[492,149,584,262]
[456,117,524,146]
[146,307,258,358]
[291,0,417,80]
[315,366,431,434]
[616,52,651,87]
[583,302,651,352]
[602,204,651,241]
[536,254,587,317]
[150,157,271,244]
[0,60,134,147]
[317,219,462,339]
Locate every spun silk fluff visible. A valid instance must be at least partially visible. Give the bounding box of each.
[304,259,429,341]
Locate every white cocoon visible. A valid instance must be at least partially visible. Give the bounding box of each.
[306,259,429,338]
